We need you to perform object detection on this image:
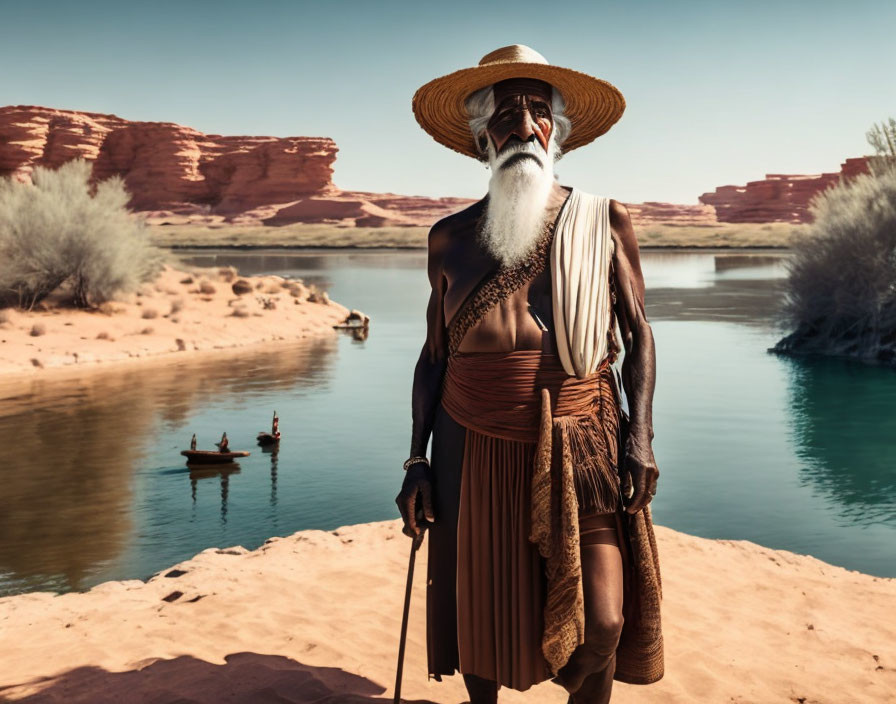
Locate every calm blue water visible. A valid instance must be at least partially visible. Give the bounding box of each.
[0,248,893,596]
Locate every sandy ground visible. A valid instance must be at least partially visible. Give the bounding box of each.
[0,519,893,704]
[0,265,355,379]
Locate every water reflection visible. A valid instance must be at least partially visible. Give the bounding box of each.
[0,335,339,595]
[785,356,896,525]
[634,250,790,326]
[189,464,241,525]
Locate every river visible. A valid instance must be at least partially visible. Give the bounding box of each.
[1,248,893,596]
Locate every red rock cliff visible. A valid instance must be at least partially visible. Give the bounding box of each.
[0,106,337,212]
[699,157,871,223]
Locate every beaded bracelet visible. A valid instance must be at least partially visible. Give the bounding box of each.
[403,456,430,471]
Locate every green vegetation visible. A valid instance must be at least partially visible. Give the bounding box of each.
[773,119,896,365]
[0,159,164,309]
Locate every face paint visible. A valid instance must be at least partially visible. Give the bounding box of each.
[486,78,554,154]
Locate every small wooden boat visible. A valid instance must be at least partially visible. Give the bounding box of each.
[256,431,280,446]
[257,411,281,446]
[181,449,250,465]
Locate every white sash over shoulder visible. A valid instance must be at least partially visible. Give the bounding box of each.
[550,189,615,378]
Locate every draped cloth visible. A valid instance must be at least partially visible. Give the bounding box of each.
[425,186,663,691]
[435,351,663,689]
[551,190,617,378]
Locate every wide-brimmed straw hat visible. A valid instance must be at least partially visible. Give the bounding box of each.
[412,44,625,159]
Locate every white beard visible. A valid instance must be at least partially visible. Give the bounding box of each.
[479,133,559,267]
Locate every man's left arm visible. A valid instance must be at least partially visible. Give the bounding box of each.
[609,199,660,514]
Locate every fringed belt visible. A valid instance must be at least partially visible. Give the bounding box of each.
[440,349,622,675]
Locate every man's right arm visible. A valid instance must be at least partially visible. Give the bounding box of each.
[396,221,450,537]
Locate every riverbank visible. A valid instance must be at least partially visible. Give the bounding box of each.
[148,222,805,250]
[0,264,352,379]
[0,519,892,703]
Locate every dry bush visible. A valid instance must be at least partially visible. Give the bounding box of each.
[140,326,153,335]
[30,323,46,337]
[231,306,250,318]
[199,281,216,295]
[175,338,186,351]
[180,276,193,285]
[96,331,110,340]
[0,159,165,309]
[778,153,896,359]
[169,299,184,315]
[218,266,237,283]
[141,308,158,319]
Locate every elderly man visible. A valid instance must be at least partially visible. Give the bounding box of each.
[396,45,663,704]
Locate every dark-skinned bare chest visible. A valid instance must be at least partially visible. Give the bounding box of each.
[441,220,555,353]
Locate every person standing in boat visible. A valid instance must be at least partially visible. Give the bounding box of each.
[190,433,197,451]
[217,432,230,453]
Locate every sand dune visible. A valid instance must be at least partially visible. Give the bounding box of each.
[0,519,893,703]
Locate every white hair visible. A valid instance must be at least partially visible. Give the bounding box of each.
[477,120,561,267]
[465,83,572,160]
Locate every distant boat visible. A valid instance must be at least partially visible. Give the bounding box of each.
[257,411,281,446]
[181,449,250,465]
[256,432,280,446]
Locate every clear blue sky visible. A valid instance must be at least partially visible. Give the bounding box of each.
[2,0,893,203]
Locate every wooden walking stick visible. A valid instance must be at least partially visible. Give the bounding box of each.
[394,525,426,704]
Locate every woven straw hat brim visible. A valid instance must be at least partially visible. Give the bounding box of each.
[412,62,625,159]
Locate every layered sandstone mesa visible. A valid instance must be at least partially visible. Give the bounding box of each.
[0,106,126,181]
[624,201,719,228]
[0,105,337,213]
[699,157,872,224]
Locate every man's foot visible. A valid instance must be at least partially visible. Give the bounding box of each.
[552,651,594,695]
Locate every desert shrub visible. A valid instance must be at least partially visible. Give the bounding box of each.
[866,117,896,176]
[169,299,184,315]
[231,306,250,318]
[0,159,165,309]
[780,121,896,353]
[199,281,216,295]
[141,308,158,319]
[30,323,46,337]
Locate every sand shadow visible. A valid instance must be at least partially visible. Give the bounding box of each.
[0,652,440,704]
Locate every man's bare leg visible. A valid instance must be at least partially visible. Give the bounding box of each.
[554,513,625,703]
[462,673,499,704]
